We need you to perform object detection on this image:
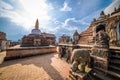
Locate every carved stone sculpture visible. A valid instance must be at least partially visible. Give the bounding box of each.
[91,24,110,70]
[109,21,117,43]
[71,49,90,72]
[95,24,110,48]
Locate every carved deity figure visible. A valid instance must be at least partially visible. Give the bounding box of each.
[108,21,117,43]
[70,49,90,72]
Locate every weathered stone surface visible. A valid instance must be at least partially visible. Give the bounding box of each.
[78,7,120,47]
[68,49,90,80]
[5,46,56,60]
[0,53,70,80]
[0,51,6,64]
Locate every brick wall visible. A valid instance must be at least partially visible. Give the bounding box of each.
[5,46,56,60]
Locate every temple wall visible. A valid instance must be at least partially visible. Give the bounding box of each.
[0,32,6,40]
[5,46,56,60]
[78,11,120,47]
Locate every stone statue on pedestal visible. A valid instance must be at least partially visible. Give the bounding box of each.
[70,49,90,73]
[91,24,110,70]
[68,49,90,80]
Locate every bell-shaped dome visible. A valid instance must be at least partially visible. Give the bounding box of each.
[31,29,41,34]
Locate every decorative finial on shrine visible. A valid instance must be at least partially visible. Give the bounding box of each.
[35,19,39,29]
[100,11,105,16]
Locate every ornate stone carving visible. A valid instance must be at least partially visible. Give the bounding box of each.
[71,49,90,73]
[108,21,117,43]
[78,7,120,47]
[91,24,110,70]
[95,26,110,48]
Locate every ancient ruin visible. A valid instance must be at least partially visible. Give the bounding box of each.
[21,19,56,47]
[58,6,120,80]
[0,1,120,80]
[78,6,120,47]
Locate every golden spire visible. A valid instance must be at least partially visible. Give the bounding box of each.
[35,19,39,29]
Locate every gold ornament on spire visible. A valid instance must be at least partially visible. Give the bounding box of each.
[35,19,39,29]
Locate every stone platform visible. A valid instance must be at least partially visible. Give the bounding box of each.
[5,46,56,60]
[0,53,70,80]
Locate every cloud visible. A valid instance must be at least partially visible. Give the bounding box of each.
[63,18,89,27]
[104,0,120,14]
[81,8,104,22]
[0,0,53,31]
[0,1,13,10]
[0,0,114,41]
[47,17,89,37]
[55,18,79,32]
[80,0,120,24]
[60,2,72,11]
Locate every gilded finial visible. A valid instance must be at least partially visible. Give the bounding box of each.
[35,19,39,29]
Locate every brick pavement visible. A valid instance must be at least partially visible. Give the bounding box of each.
[0,53,70,80]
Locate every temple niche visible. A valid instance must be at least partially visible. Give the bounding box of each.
[21,19,56,47]
[78,6,120,47]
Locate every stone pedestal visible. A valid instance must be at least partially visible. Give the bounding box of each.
[91,47,109,70]
[69,71,87,80]
[68,67,91,80]
[91,55,108,70]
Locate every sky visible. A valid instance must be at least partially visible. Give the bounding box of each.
[0,0,120,41]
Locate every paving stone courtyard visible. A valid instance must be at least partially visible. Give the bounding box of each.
[0,53,70,80]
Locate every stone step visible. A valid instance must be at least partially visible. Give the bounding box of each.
[110,55,120,59]
[109,65,120,70]
[110,59,120,64]
[92,69,113,80]
[109,65,120,74]
[94,67,120,79]
[69,73,76,80]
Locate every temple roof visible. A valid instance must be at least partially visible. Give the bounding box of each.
[73,30,79,36]
[31,29,41,35]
